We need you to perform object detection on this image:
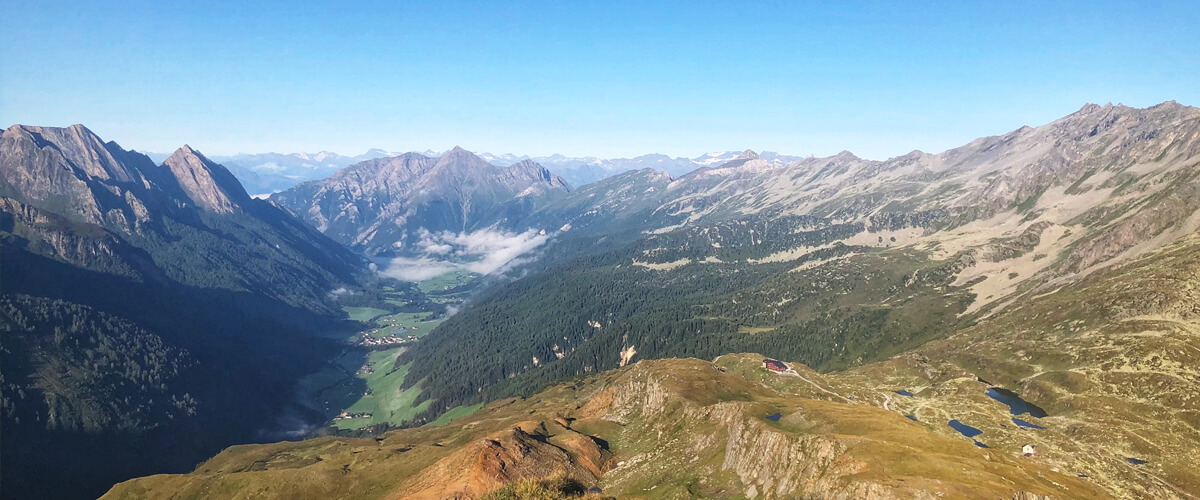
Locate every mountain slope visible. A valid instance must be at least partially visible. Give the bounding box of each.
[392,102,1200,467]
[0,124,365,312]
[530,103,1197,241]
[101,356,1108,500]
[160,144,253,213]
[271,146,571,254]
[0,124,370,499]
[104,231,1200,500]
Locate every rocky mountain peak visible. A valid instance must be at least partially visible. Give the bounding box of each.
[162,145,251,213]
[507,159,572,190]
[429,145,498,178]
[509,158,541,171]
[738,149,759,159]
[832,150,860,161]
[4,124,142,185]
[443,145,474,158]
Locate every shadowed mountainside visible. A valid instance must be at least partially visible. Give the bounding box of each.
[0,124,370,499]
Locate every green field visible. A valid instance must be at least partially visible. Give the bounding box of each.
[367,311,444,339]
[331,348,431,430]
[312,271,482,429]
[417,269,477,294]
[342,306,390,323]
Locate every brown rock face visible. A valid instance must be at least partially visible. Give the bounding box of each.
[160,145,252,214]
[0,124,255,225]
[0,197,161,280]
[0,124,141,225]
[1,123,364,311]
[394,424,607,499]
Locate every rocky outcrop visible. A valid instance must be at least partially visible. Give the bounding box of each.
[717,406,856,499]
[394,424,605,499]
[0,197,161,280]
[597,368,869,499]
[0,124,141,226]
[0,124,255,226]
[585,360,1098,500]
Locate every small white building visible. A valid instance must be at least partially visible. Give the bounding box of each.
[1022,444,1036,457]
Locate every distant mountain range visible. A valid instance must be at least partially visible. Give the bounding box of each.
[477,149,807,186]
[143,147,806,196]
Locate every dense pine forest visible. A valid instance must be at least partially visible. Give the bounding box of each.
[399,214,971,423]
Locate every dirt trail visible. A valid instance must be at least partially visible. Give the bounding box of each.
[780,364,850,402]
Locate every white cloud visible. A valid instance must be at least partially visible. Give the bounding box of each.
[376,256,460,281]
[377,227,552,282]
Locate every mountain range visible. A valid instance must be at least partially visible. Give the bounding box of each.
[154,147,807,197]
[259,101,1200,498]
[477,150,807,187]
[5,101,1200,499]
[395,100,1200,407]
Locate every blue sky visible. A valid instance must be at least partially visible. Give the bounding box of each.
[3,1,1197,159]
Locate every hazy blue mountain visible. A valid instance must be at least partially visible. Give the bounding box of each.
[180,147,803,197]
[480,150,806,186]
[204,150,394,196]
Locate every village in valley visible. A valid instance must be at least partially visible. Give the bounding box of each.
[294,269,481,431]
[357,332,418,347]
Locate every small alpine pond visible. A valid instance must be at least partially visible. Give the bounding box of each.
[986,387,1048,418]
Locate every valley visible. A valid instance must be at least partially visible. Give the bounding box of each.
[101,233,1200,498]
[294,271,482,433]
[3,101,1199,499]
[8,4,1200,498]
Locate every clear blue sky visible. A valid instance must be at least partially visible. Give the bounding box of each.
[3,1,1197,159]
